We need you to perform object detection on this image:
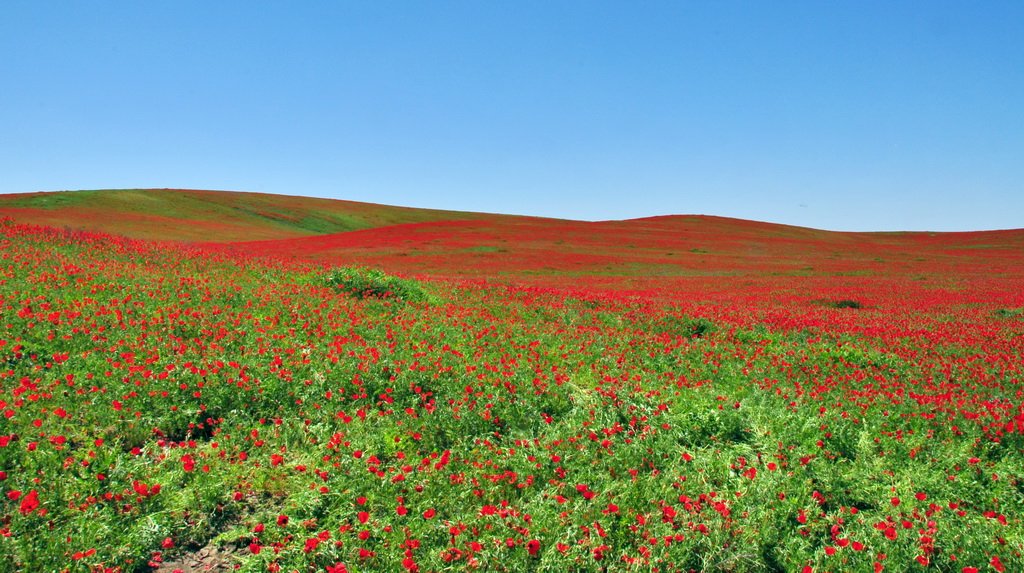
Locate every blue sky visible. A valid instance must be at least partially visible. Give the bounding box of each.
[2,1,1022,231]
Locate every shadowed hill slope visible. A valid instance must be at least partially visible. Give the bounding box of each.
[0,188,513,241]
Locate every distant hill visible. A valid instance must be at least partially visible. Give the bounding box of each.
[3,188,1023,287]
[0,188,515,242]
[208,213,1024,283]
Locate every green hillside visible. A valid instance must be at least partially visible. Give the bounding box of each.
[0,188,501,241]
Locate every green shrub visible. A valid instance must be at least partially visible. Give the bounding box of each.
[635,313,718,338]
[814,299,863,309]
[684,316,717,337]
[325,266,433,302]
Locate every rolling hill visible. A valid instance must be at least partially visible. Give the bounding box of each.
[3,189,1023,291]
[2,189,1023,572]
[0,188,513,242]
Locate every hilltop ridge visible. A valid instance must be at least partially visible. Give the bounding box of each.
[3,189,1023,286]
[0,188,513,242]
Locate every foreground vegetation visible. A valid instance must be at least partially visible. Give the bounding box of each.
[1,219,1022,572]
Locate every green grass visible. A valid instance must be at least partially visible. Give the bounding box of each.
[0,189,510,241]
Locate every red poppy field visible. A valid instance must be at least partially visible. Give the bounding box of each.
[1,190,1023,573]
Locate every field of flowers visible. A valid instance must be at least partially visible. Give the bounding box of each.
[1,215,1023,572]
[0,189,498,242]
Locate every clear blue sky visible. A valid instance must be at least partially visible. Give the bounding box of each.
[2,1,1022,231]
